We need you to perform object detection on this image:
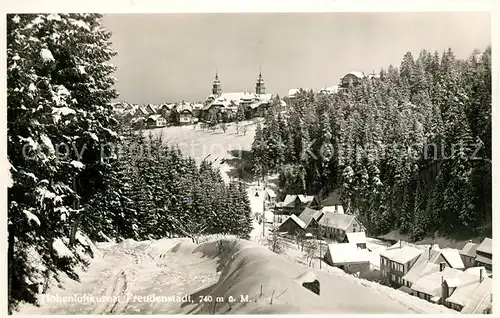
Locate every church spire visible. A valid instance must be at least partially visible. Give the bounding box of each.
[212,69,221,95]
[256,68,265,95]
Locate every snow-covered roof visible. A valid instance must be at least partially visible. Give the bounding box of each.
[258,93,273,102]
[346,232,367,245]
[464,266,487,277]
[403,262,439,285]
[412,267,464,297]
[318,212,356,231]
[318,85,339,94]
[147,114,164,121]
[320,205,344,214]
[297,195,315,204]
[440,248,465,269]
[380,244,423,265]
[344,71,365,79]
[327,243,371,264]
[265,188,276,198]
[446,272,489,307]
[459,242,478,257]
[476,237,492,255]
[288,88,299,97]
[298,207,323,228]
[280,214,306,229]
[281,195,297,207]
[280,100,287,107]
[460,277,492,314]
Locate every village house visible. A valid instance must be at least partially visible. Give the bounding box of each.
[459,240,478,269]
[324,243,372,279]
[275,194,321,216]
[379,241,425,288]
[338,71,381,90]
[344,231,367,249]
[400,247,465,293]
[339,71,365,89]
[444,269,492,314]
[318,85,339,95]
[474,237,492,272]
[145,114,167,128]
[287,88,300,99]
[410,264,466,304]
[177,103,194,125]
[276,214,306,235]
[318,212,365,242]
[297,207,323,236]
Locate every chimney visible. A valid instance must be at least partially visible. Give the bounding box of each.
[480,269,484,283]
[439,262,446,272]
[428,246,432,260]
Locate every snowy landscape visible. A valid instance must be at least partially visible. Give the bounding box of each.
[7,12,492,315]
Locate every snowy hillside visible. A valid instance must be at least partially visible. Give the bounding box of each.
[16,237,455,315]
[147,120,259,182]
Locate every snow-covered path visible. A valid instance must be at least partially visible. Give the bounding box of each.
[17,239,220,315]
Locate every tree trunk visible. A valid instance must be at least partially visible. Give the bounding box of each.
[69,213,83,247]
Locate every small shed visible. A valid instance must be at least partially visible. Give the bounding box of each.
[324,243,371,278]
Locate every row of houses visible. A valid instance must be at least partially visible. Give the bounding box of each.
[114,101,204,128]
[379,238,493,313]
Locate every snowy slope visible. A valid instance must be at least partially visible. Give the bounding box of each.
[147,120,259,183]
[16,237,455,315]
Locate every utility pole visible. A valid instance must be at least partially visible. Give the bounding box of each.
[262,197,265,237]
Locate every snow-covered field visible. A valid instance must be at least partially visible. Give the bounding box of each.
[147,120,260,182]
[17,237,455,314]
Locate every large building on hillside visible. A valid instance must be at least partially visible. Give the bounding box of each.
[202,71,276,121]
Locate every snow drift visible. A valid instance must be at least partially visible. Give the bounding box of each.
[174,239,455,314]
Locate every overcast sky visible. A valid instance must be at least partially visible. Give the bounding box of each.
[102,12,491,104]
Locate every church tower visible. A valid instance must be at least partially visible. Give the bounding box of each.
[255,69,266,95]
[212,70,222,95]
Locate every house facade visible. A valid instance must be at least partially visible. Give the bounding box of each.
[145,114,167,128]
[459,241,478,269]
[276,214,306,235]
[339,72,365,89]
[179,109,194,125]
[380,242,424,288]
[318,212,364,242]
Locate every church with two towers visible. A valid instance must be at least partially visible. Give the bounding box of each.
[202,70,274,120]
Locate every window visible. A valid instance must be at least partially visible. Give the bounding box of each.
[391,274,396,282]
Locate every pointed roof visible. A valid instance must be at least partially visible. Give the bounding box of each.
[346,231,367,245]
[459,241,478,257]
[298,207,323,228]
[476,237,492,255]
